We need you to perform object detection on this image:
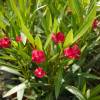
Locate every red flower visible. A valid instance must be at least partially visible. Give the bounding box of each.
[64,44,80,59]
[92,19,99,29]
[32,50,46,64]
[34,67,46,78]
[0,37,11,48]
[16,36,22,42]
[51,32,65,44]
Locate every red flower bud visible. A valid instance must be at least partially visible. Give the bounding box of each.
[64,44,80,59]
[16,36,22,42]
[92,19,99,29]
[52,32,65,44]
[0,37,11,48]
[34,67,46,78]
[32,50,46,64]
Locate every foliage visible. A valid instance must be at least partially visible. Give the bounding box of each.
[0,0,100,100]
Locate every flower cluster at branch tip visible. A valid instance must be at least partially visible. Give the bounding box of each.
[0,37,11,48]
[32,49,46,64]
[64,44,81,59]
[32,32,81,78]
[52,32,65,44]
[16,36,22,42]
[34,67,46,78]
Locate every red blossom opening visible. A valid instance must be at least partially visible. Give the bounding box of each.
[51,32,65,44]
[64,44,81,59]
[34,67,46,78]
[0,37,11,48]
[32,49,46,64]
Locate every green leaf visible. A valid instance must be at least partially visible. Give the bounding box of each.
[65,86,86,100]
[0,55,16,61]
[44,34,52,50]
[73,0,96,42]
[0,19,6,29]
[17,49,31,61]
[82,0,90,5]
[54,67,63,98]
[46,9,52,32]
[90,84,100,97]
[0,60,19,70]
[81,43,87,52]
[12,41,18,48]
[45,92,54,100]
[48,53,59,62]
[0,12,9,29]
[35,35,42,50]
[68,0,83,24]
[77,73,100,80]
[9,0,35,47]
[42,7,52,35]
[18,0,25,15]
[53,18,59,32]
[82,82,87,96]
[63,29,73,48]
[34,5,47,12]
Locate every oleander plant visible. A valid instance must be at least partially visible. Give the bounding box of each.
[0,0,100,100]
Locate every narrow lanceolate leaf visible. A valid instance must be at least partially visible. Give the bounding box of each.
[53,18,59,32]
[3,81,27,98]
[0,12,9,29]
[63,29,73,48]
[9,0,35,47]
[68,0,83,24]
[82,82,87,96]
[18,0,25,15]
[45,9,52,32]
[0,55,16,61]
[65,86,86,100]
[45,92,54,100]
[34,5,47,12]
[0,21,5,29]
[73,0,96,42]
[48,53,59,62]
[0,13,6,29]
[77,73,100,80]
[35,35,42,50]
[54,67,63,99]
[44,34,52,50]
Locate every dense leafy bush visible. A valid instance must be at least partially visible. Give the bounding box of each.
[0,0,100,100]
